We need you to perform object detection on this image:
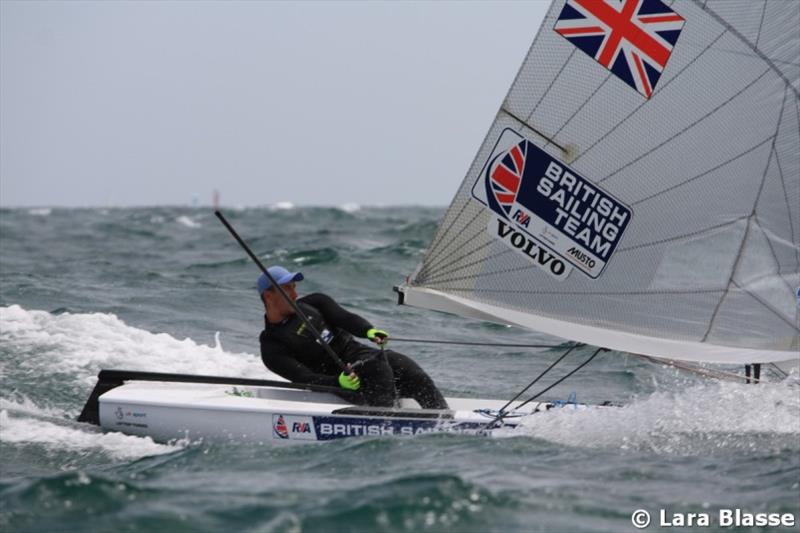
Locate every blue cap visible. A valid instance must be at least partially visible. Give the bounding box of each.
[257,266,304,295]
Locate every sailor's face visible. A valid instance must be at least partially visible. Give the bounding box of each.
[279,282,297,302]
[265,282,297,315]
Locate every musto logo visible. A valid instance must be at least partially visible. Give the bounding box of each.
[473,128,632,279]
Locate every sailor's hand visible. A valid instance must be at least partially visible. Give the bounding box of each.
[367,328,389,346]
[338,371,361,391]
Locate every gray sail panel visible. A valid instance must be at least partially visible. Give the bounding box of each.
[757,0,800,91]
[766,90,800,271]
[704,0,769,45]
[703,0,800,91]
[732,220,798,316]
[408,0,799,360]
[755,146,799,275]
[706,285,799,353]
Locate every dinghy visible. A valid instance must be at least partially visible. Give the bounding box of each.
[77,370,600,443]
[79,0,798,443]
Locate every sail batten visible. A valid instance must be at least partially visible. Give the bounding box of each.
[500,108,570,154]
[403,0,799,364]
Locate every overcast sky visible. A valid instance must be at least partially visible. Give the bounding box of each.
[1,1,548,208]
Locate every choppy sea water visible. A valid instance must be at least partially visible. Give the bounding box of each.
[0,206,798,533]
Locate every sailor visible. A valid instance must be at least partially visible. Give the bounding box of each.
[257,265,449,409]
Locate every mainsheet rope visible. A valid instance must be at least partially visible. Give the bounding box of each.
[391,337,602,430]
[481,346,607,431]
[490,343,584,418]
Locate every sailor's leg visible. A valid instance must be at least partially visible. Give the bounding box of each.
[385,350,449,409]
[348,348,397,407]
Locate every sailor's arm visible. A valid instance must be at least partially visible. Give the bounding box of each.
[302,293,373,337]
[260,336,339,387]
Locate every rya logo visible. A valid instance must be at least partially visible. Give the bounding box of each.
[292,422,312,434]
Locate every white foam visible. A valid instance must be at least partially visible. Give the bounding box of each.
[0,305,274,458]
[511,378,800,454]
[0,305,275,390]
[27,208,51,216]
[259,249,289,261]
[338,203,361,213]
[176,215,201,228]
[0,410,181,459]
[270,202,294,210]
[0,395,65,419]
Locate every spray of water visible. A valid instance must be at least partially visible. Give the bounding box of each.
[509,375,800,454]
[0,305,274,459]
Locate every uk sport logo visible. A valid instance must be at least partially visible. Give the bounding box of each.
[554,0,685,98]
[273,415,289,439]
[271,414,318,440]
[488,142,526,217]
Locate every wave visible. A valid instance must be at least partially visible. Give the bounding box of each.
[0,393,182,461]
[0,409,180,460]
[175,215,201,228]
[338,203,361,213]
[0,305,278,461]
[379,219,440,238]
[287,247,339,266]
[90,221,165,240]
[186,257,252,270]
[0,394,65,419]
[509,377,800,455]
[0,305,269,388]
[366,239,428,258]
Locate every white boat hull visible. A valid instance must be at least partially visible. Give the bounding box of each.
[82,371,601,444]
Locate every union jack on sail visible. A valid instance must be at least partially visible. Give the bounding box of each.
[554,0,684,98]
[488,141,526,217]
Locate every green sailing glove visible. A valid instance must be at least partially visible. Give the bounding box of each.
[338,372,361,391]
[367,328,389,345]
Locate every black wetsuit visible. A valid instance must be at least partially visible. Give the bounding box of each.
[259,293,448,409]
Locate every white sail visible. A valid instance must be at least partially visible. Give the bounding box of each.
[399,0,799,364]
